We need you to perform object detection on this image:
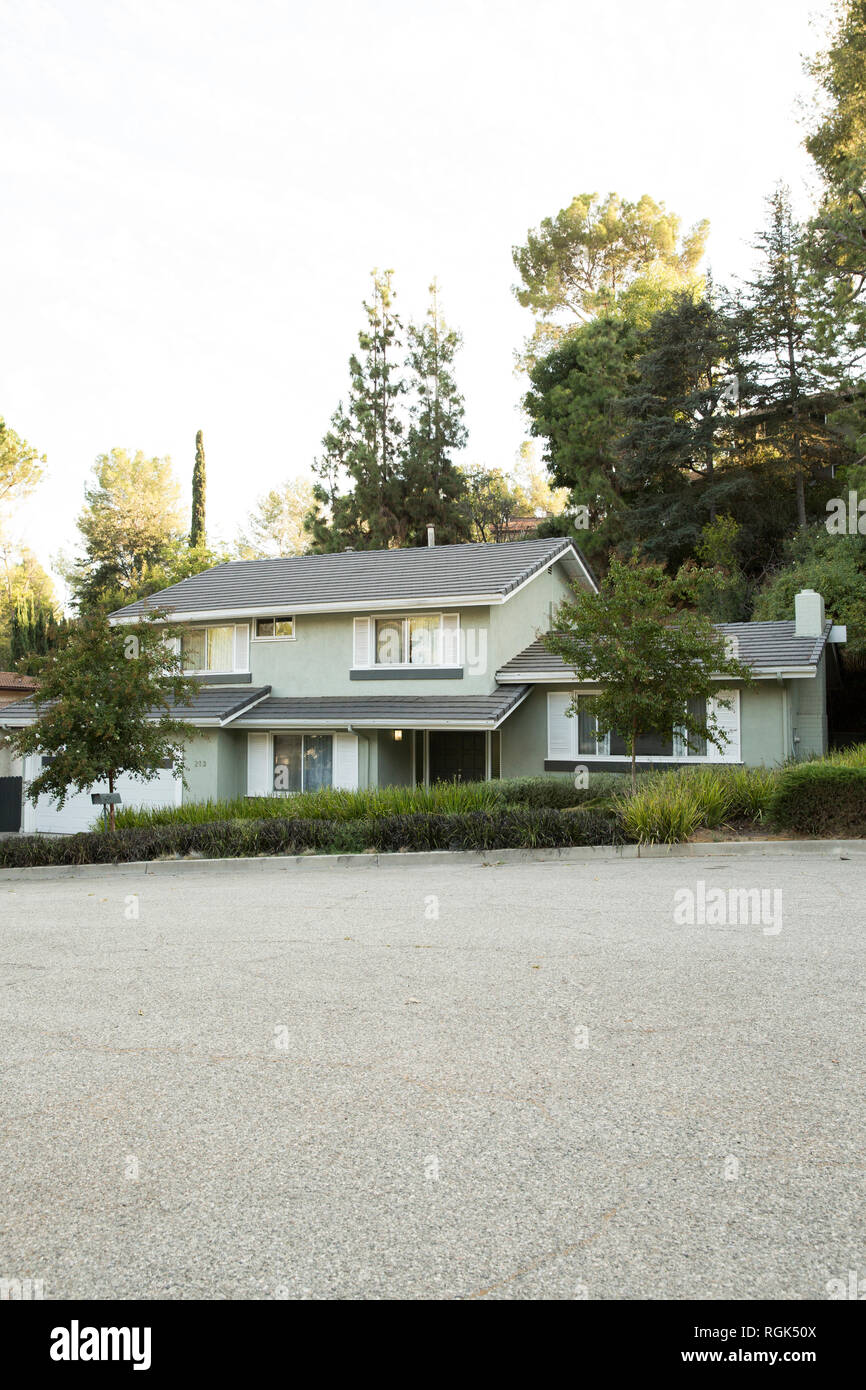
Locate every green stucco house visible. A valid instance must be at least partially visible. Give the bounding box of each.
[1,537,847,831]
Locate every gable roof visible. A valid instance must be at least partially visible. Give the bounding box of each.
[109,538,593,621]
[0,671,37,693]
[495,620,835,682]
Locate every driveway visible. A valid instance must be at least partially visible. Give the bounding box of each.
[1,853,863,1300]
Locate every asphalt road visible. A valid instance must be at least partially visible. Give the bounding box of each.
[1,853,863,1300]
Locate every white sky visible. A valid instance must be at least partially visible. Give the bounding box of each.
[0,0,831,598]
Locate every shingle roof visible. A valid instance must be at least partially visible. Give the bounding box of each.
[109,538,588,619]
[0,686,272,727]
[495,621,834,681]
[231,686,531,728]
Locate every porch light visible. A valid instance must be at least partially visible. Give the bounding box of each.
[393,729,403,741]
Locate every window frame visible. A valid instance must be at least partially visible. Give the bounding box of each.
[272,731,334,794]
[366,612,459,669]
[546,691,736,763]
[252,615,296,643]
[180,623,249,674]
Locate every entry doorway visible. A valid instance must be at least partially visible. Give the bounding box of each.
[428,731,486,784]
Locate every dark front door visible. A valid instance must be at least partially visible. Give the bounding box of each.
[0,776,22,831]
[428,732,486,784]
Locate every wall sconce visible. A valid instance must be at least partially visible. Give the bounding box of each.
[394,729,403,741]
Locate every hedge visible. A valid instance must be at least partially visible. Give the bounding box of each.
[769,763,866,836]
[0,807,627,869]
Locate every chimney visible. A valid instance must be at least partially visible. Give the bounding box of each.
[794,589,825,638]
[427,525,435,547]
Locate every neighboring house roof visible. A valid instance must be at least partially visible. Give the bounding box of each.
[495,620,835,683]
[108,537,593,621]
[229,685,532,730]
[0,686,273,729]
[0,671,37,692]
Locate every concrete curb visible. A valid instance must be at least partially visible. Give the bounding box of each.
[1,838,863,882]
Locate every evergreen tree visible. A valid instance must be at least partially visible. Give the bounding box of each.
[400,280,470,545]
[737,187,844,530]
[617,286,747,565]
[190,430,206,547]
[308,270,406,550]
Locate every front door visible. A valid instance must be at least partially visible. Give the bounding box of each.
[428,731,486,783]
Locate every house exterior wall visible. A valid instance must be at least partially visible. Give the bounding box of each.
[499,676,828,777]
[376,729,413,786]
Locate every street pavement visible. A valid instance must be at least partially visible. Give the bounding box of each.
[0,852,863,1300]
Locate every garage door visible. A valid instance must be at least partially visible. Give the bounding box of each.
[30,759,181,835]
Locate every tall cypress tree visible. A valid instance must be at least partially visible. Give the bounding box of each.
[190,429,207,547]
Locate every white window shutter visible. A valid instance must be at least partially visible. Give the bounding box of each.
[333,732,359,789]
[707,689,740,762]
[547,692,575,760]
[353,616,372,667]
[247,732,271,795]
[233,624,250,671]
[441,613,460,667]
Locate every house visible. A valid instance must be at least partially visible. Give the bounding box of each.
[0,538,846,832]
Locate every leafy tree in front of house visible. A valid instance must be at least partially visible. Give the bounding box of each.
[190,429,207,547]
[7,612,199,831]
[543,554,751,787]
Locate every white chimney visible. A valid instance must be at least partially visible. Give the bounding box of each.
[427,525,435,547]
[794,589,825,638]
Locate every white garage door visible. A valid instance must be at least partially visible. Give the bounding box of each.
[29,758,181,834]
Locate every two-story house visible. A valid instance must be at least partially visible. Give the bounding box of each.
[0,537,846,833]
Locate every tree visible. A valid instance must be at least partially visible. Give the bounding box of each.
[64,449,185,610]
[459,466,518,542]
[737,186,846,530]
[617,287,748,564]
[753,520,866,661]
[0,416,45,514]
[236,478,316,557]
[399,280,471,545]
[0,544,62,669]
[524,312,641,563]
[512,191,709,360]
[308,270,406,551]
[190,430,207,547]
[543,554,751,787]
[804,0,866,338]
[7,612,199,831]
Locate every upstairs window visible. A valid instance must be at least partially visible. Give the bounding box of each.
[356,613,459,668]
[254,616,294,640]
[181,624,247,672]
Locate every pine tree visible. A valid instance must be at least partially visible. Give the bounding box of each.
[309,271,406,550]
[618,285,746,565]
[400,280,470,545]
[190,430,207,547]
[738,187,842,530]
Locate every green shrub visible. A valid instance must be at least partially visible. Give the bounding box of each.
[0,806,627,869]
[103,772,644,832]
[769,763,866,836]
[616,780,705,844]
